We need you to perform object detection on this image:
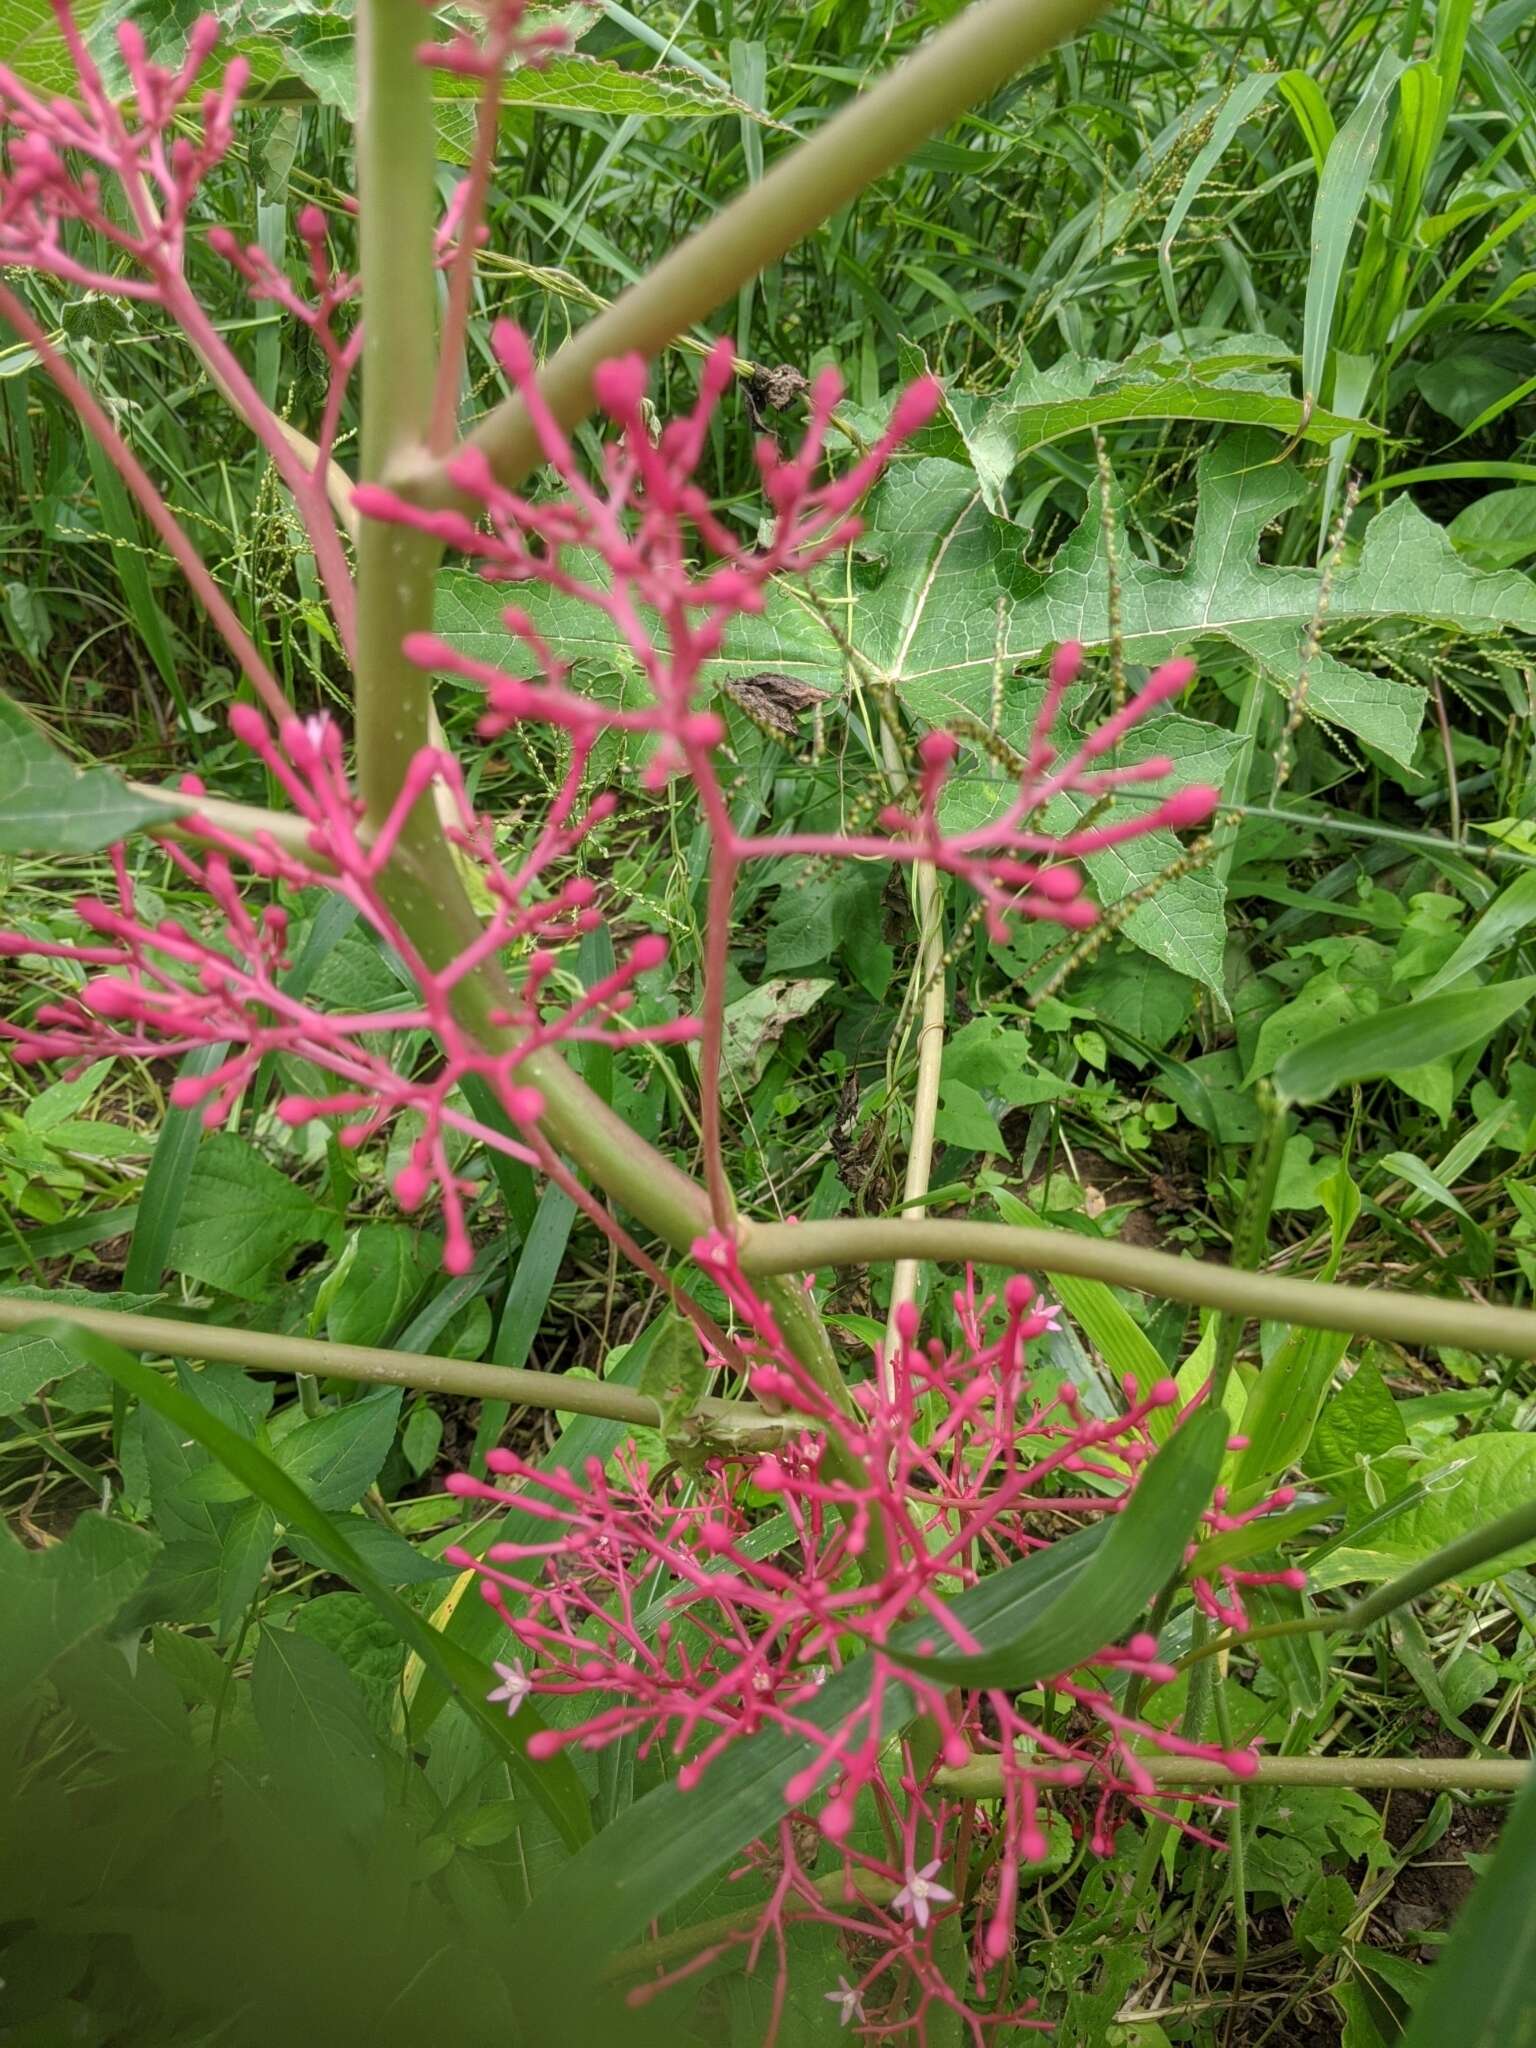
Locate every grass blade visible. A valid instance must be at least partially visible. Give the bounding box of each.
[40,1319,592,1850]
[1274,977,1536,1103]
[884,1406,1228,1687]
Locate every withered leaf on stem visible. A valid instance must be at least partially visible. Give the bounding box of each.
[718,669,831,740]
[741,361,811,433]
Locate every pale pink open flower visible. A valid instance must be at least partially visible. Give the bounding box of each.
[824,1975,865,2027]
[488,1657,532,1717]
[890,1858,955,1932]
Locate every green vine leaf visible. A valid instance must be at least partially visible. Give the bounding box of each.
[0,688,183,854]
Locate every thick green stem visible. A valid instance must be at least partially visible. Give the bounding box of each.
[0,1295,782,1436]
[935,1753,1531,1797]
[395,0,1112,509]
[737,1218,1536,1357]
[349,0,859,1463]
[356,0,441,817]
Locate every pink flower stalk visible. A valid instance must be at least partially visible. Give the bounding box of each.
[355,324,1217,1222]
[0,3,359,666]
[0,705,696,1277]
[0,5,242,293]
[206,204,361,474]
[422,0,573,79]
[444,1255,1284,2038]
[358,321,1219,950]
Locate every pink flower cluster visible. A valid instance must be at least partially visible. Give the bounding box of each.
[0,709,694,1275]
[446,1251,1280,2038]
[0,304,1221,1283]
[359,322,1221,945]
[0,5,244,293]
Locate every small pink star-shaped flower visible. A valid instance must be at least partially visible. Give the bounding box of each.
[487,1657,531,1717]
[1038,1300,1063,1332]
[824,1975,864,2027]
[891,1857,955,1930]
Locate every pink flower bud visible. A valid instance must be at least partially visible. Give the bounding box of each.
[394,1163,431,1210]
[917,730,958,769]
[629,933,668,972]
[592,354,649,415]
[353,483,409,523]
[1033,865,1081,901]
[1160,784,1220,828]
[886,374,943,439]
[276,1096,317,1125]
[1049,641,1084,689]
[84,977,134,1019]
[681,712,725,748]
[492,319,534,381]
[820,1795,854,1839]
[1145,656,1197,703]
[700,333,737,403]
[504,1086,543,1124]
[296,204,327,241]
[228,702,268,747]
[1149,1379,1179,1407]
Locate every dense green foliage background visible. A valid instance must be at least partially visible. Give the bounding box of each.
[4,0,1536,2040]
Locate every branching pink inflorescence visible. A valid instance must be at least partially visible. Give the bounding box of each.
[423,0,573,79]
[444,1252,1287,2039]
[1,27,1251,2027]
[0,5,243,294]
[358,323,1222,944]
[0,708,697,1275]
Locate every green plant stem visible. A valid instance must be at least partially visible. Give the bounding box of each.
[348,0,839,1338]
[395,0,1113,509]
[736,1217,1536,1357]
[934,1754,1531,1797]
[130,783,332,865]
[1343,1498,1536,1626]
[0,1294,785,1437]
[880,718,948,1371]
[1211,1080,1287,1401]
